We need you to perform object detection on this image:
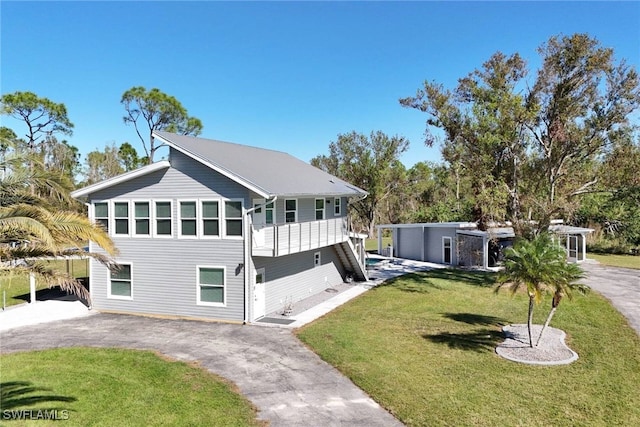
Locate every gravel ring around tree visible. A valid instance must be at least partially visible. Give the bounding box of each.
[495,324,578,365]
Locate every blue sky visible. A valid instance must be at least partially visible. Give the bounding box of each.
[2,1,639,167]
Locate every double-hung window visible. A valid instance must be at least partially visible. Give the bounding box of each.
[202,201,220,237]
[114,202,130,235]
[334,198,341,216]
[180,201,197,237]
[94,202,109,232]
[224,201,243,237]
[315,199,325,220]
[197,266,225,306]
[285,199,297,223]
[109,263,132,299]
[134,202,150,236]
[155,201,172,236]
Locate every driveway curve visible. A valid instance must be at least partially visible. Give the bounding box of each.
[581,262,640,336]
[0,314,402,427]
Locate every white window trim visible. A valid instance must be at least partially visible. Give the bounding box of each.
[201,199,222,239]
[132,200,152,238]
[222,199,244,240]
[92,200,110,232]
[112,200,131,237]
[314,251,321,267]
[153,200,174,238]
[285,198,298,223]
[442,236,452,265]
[178,199,199,239]
[334,197,341,216]
[315,198,325,221]
[108,262,133,300]
[196,265,226,307]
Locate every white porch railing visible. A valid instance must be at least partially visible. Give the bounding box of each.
[252,217,350,257]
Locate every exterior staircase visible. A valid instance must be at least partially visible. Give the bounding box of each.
[335,240,368,281]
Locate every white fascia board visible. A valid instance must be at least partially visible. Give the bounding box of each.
[71,161,171,198]
[154,132,271,199]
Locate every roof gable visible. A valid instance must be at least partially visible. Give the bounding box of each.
[71,161,171,198]
[154,131,366,197]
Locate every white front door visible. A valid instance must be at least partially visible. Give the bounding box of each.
[253,199,266,227]
[253,268,266,320]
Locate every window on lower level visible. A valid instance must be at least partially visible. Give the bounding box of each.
[314,251,321,267]
[110,264,132,299]
[197,267,225,305]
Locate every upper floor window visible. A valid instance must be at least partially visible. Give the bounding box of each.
[285,199,297,223]
[94,202,109,232]
[202,201,220,237]
[225,201,243,237]
[315,199,325,220]
[180,201,197,237]
[134,202,150,236]
[155,201,172,236]
[334,198,341,216]
[114,202,129,235]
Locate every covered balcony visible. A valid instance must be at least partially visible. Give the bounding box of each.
[252,217,350,257]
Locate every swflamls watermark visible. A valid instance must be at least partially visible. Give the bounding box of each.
[2,409,70,420]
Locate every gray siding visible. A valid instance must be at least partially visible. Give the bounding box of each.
[253,246,345,315]
[391,226,459,265]
[396,227,424,261]
[92,149,250,201]
[87,149,251,321]
[90,239,245,321]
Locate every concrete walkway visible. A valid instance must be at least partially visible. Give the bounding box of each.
[581,262,640,336]
[0,314,402,426]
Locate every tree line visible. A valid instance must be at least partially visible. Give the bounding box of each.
[2,33,639,253]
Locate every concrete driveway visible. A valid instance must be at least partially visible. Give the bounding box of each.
[581,262,640,336]
[0,314,402,427]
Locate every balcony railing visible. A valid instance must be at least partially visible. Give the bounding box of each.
[252,217,349,257]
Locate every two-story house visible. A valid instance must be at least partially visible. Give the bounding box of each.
[71,131,368,324]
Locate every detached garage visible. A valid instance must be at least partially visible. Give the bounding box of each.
[377,221,591,270]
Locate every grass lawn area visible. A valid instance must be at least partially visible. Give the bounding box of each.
[0,347,263,426]
[589,253,640,269]
[297,269,640,426]
[0,259,89,308]
[365,237,391,252]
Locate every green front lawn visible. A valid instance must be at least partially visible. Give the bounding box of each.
[0,259,89,307]
[589,253,640,269]
[0,348,263,426]
[297,269,640,426]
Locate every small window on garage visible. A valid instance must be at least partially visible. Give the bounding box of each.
[314,251,321,267]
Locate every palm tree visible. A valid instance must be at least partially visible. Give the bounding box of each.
[535,261,587,346]
[1,152,117,301]
[495,233,576,347]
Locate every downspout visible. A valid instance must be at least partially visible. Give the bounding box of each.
[243,195,277,324]
[85,202,94,309]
